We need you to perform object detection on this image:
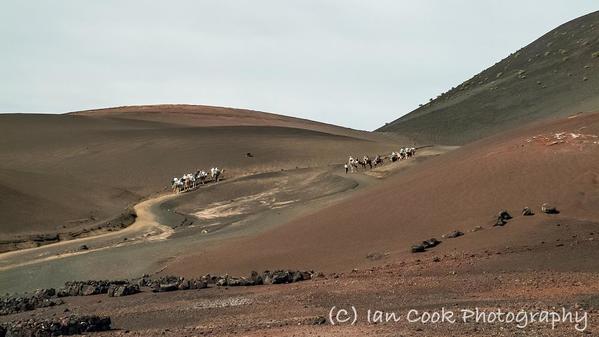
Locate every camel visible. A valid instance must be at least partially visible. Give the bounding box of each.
[211,167,223,182]
[373,155,383,167]
[363,155,372,169]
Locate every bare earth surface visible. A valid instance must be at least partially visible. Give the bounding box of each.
[1,108,599,336]
[0,106,404,251]
[2,245,598,336]
[0,146,446,293]
[378,10,599,145]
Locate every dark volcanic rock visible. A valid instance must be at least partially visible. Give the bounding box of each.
[226,277,252,287]
[1,314,111,336]
[147,276,186,292]
[0,289,62,316]
[107,283,140,297]
[270,271,291,284]
[541,203,559,214]
[494,217,507,227]
[189,279,208,289]
[422,238,441,248]
[494,210,513,226]
[411,244,426,253]
[443,230,464,239]
[215,270,308,286]
[259,270,312,285]
[249,271,264,285]
[58,280,128,297]
[522,207,535,216]
[498,210,513,220]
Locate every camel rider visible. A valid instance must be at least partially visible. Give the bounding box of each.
[212,167,222,182]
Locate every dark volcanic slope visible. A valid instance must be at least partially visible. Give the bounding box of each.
[0,109,399,242]
[378,11,599,145]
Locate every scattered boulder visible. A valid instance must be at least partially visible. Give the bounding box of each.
[264,270,291,284]
[494,210,513,226]
[498,210,512,221]
[78,244,89,251]
[249,271,264,285]
[189,278,208,289]
[0,289,62,315]
[34,288,55,298]
[522,207,534,216]
[148,276,185,292]
[107,283,140,297]
[2,269,315,315]
[422,238,441,248]
[412,238,441,253]
[442,230,464,239]
[541,203,559,214]
[262,270,312,285]
[58,280,128,297]
[494,217,507,227]
[137,275,206,292]
[470,226,484,232]
[1,315,111,336]
[411,244,426,253]
[229,277,253,287]
[210,270,313,287]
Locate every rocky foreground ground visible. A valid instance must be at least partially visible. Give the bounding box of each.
[1,237,597,336]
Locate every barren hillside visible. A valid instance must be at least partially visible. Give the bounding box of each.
[378,11,599,145]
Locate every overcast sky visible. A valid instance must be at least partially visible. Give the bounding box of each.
[1,1,596,130]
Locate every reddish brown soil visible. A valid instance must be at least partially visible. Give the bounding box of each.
[2,242,597,336]
[164,112,599,277]
[0,106,402,246]
[69,104,376,138]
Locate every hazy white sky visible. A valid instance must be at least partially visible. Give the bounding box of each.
[1,1,596,130]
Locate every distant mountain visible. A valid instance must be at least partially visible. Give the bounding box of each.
[378,11,599,145]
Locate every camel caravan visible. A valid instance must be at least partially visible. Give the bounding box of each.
[171,167,223,193]
[345,147,416,173]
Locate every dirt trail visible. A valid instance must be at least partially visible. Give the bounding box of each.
[0,194,175,272]
[0,147,452,293]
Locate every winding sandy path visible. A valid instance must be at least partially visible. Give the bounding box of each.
[0,194,175,271]
[0,147,451,274]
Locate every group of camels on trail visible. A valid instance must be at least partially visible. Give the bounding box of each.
[346,147,416,173]
[171,167,222,193]
[169,147,417,193]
